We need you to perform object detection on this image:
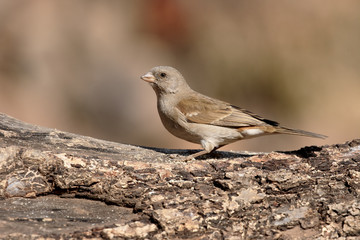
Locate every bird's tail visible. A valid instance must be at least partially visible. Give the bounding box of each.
[276,126,327,139]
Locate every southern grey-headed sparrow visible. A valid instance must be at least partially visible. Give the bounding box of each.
[141,66,326,159]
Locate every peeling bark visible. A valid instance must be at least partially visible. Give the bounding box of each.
[0,113,359,239]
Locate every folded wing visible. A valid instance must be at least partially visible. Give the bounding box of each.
[176,95,278,128]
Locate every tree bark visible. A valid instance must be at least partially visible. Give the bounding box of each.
[0,113,359,239]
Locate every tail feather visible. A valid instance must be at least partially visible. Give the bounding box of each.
[276,126,327,139]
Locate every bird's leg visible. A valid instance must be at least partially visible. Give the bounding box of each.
[184,149,209,161]
[184,146,223,161]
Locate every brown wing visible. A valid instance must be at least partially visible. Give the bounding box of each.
[176,95,279,128]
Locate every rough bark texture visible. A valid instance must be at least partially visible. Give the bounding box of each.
[0,113,359,239]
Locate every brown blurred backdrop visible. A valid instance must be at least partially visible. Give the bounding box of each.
[0,0,359,152]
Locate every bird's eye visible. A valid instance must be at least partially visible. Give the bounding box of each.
[160,72,167,78]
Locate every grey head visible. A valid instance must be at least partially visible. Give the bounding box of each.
[141,66,190,95]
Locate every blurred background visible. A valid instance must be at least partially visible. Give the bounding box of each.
[0,0,359,152]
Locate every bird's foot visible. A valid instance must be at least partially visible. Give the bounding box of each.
[184,149,210,161]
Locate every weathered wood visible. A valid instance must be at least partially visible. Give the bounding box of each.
[0,113,359,239]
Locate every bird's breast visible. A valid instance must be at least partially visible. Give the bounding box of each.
[157,96,202,144]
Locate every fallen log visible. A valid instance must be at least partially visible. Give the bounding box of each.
[0,113,359,239]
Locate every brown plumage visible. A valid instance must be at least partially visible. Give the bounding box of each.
[141,66,327,160]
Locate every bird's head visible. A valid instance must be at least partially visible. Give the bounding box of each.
[141,66,190,95]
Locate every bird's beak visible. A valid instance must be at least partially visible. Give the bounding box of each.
[141,72,156,83]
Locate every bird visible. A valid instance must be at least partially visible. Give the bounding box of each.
[140,66,327,160]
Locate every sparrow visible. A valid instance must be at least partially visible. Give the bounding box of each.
[141,66,327,160]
